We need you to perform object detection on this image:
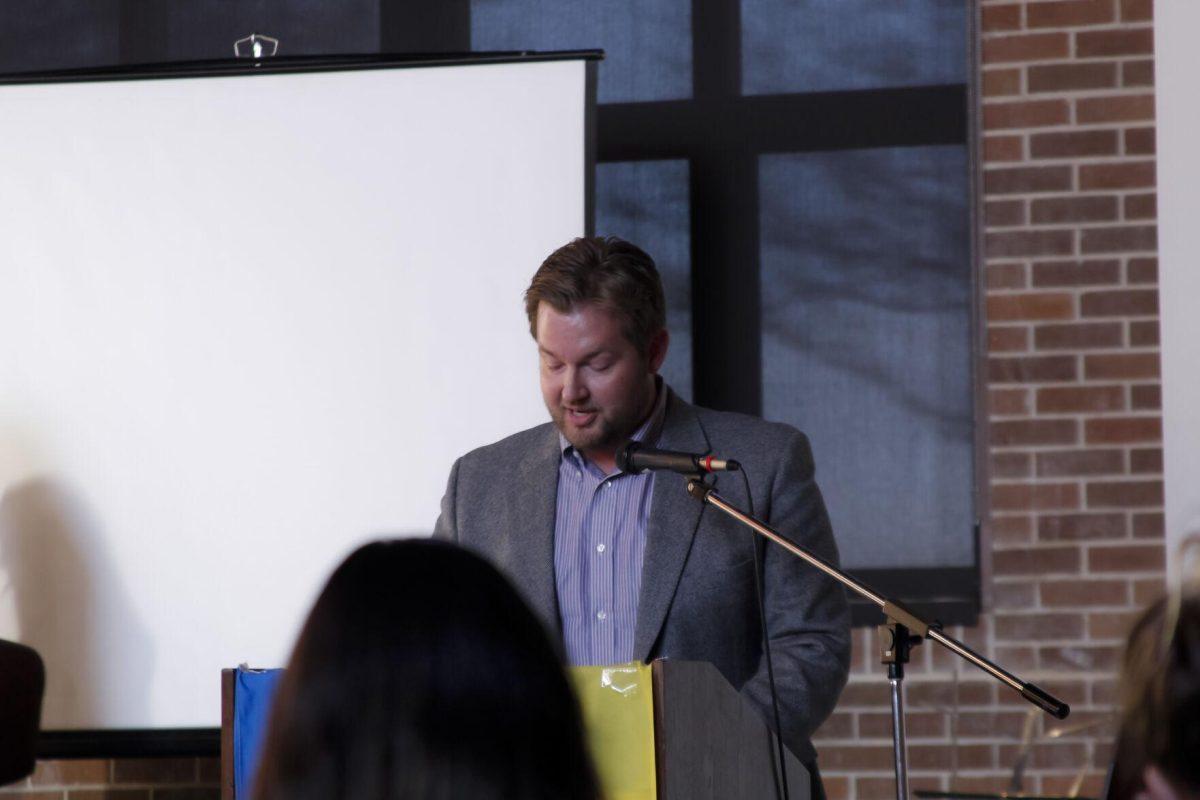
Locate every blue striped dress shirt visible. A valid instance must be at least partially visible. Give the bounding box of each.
[554,385,667,666]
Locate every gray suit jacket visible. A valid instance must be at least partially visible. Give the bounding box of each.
[434,390,851,764]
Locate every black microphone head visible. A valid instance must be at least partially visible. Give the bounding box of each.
[615,440,642,472]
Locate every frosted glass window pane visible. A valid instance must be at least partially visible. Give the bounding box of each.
[596,160,692,401]
[759,146,972,569]
[742,0,967,95]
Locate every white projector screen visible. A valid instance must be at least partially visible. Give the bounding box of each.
[0,56,589,734]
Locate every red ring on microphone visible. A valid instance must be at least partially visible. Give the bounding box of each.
[703,455,715,472]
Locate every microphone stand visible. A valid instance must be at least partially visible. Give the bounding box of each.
[682,479,1070,800]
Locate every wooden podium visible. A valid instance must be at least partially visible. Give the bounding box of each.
[220,659,808,800]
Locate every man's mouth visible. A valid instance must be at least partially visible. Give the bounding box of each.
[565,408,597,426]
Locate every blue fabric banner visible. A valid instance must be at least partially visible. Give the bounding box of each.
[233,667,284,799]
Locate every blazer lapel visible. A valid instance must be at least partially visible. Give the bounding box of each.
[507,425,563,637]
[633,393,710,661]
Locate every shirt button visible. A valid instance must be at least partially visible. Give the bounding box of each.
[597,610,607,621]
[596,543,606,554]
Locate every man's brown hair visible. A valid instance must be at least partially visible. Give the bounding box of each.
[524,236,666,354]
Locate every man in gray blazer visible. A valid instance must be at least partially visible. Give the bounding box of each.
[435,236,850,787]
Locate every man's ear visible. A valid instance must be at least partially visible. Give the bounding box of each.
[647,328,669,373]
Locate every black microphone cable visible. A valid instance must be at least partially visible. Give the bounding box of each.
[740,465,791,800]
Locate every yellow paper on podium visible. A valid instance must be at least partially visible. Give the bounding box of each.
[569,662,657,800]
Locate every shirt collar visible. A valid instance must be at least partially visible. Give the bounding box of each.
[558,377,668,467]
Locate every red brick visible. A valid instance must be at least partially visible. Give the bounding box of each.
[112,758,197,784]
[818,744,896,770]
[1124,192,1156,220]
[1122,59,1154,87]
[983,32,1071,63]
[983,4,1023,32]
[1034,322,1123,350]
[1125,126,1157,155]
[837,682,890,706]
[1076,93,1155,123]
[993,644,1038,669]
[1081,289,1158,316]
[1036,448,1124,476]
[985,199,1026,227]
[994,580,1037,608]
[1032,258,1120,286]
[30,759,111,785]
[1129,320,1159,347]
[69,791,150,800]
[1088,543,1165,571]
[1133,577,1164,604]
[1087,479,1163,506]
[999,741,1090,768]
[1075,28,1153,57]
[1079,161,1156,190]
[824,776,851,800]
[813,711,855,739]
[909,744,994,770]
[1040,643,1123,670]
[1130,447,1162,473]
[994,611,1085,640]
[1041,578,1128,606]
[1030,128,1119,159]
[993,546,1081,575]
[983,67,1023,97]
[987,293,1074,321]
[992,482,1080,511]
[990,418,1077,446]
[984,134,1025,162]
[1089,609,1142,642]
[1133,511,1164,538]
[1085,416,1161,444]
[907,681,994,707]
[988,355,1077,383]
[1038,512,1127,541]
[1030,195,1118,224]
[987,262,1028,289]
[1127,256,1157,282]
[1028,0,1116,28]
[1130,383,1161,409]
[989,387,1031,415]
[1084,352,1159,379]
[1028,61,1118,92]
[1081,225,1158,254]
[985,165,1073,194]
[1037,384,1125,413]
[987,229,1074,258]
[989,325,1030,352]
[1121,0,1152,21]
[857,777,910,799]
[992,451,1033,478]
[985,98,1072,129]
[993,514,1034,544]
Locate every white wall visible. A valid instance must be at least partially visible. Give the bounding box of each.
[1155,6,1200,577]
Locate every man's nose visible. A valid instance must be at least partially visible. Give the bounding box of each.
[563,368,588,402]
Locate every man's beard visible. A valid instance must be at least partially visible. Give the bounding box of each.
[549,392,650,456]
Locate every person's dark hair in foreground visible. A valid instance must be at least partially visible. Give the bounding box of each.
[253,539,601,800]
[1110,593,1200,800]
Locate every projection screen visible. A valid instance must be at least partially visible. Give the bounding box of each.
[0,55,591,739]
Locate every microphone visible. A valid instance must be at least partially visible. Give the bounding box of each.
[616,441,741,475]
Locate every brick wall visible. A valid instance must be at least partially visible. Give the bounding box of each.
[4,2,1163,798]
[813,1,1163,798]
[0,758,218,799]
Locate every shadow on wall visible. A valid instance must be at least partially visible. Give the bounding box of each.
[0,477,153,730]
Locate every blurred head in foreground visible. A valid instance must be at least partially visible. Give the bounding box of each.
[253,539,599,800]
[1113,590,1200,800]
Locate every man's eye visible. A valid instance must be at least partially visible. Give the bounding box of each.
[590,361,612,372]
[545,361,564,372]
